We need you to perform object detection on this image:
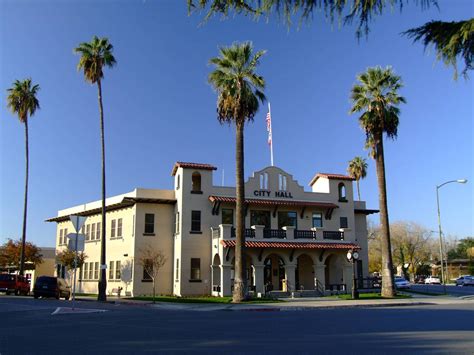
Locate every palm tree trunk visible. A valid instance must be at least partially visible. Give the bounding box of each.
[19,117,29,276]
[375,133,395,297]
[357,180,361,201]
[233,121,246,303]
[97,79,107,302]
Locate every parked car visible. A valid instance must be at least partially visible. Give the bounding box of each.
[33,276,70,300]
[394,276,410,289]
[0,273,30,295]
[414,276,426,284]
[425,276,441,285]
[456,276,474,287]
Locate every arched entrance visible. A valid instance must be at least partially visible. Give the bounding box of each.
[211,254,221,295]
[264,254,285,291]
[296,254,314,291]
[325,254,344,291]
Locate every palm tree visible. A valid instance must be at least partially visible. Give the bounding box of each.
[6,78,40,276]
[74,36,116,302]
[347,156,368,200]
[208,42,266,302]
[349,66,406,298]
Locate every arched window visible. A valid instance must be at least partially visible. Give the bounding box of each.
[176,175,180,190]
[338,183,347,201]
[192,172,201,192]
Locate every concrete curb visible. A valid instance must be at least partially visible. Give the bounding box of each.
[74,297,151,306]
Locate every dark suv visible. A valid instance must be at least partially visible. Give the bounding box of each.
[33,276,71,300]
[0,274,30,295]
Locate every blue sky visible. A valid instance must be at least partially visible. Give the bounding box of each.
[1,0,472,247]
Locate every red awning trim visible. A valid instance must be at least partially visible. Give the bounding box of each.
[209,196,338,209]
[309,173,355,186]
[220,240,360,250]
[171,162,217,176]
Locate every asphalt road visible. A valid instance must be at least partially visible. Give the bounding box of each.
[0,296,473,354]
[410,284,474,296]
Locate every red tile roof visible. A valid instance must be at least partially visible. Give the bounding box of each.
[171,162,217,176]
[209,196,338,209]
[309,173,355,186]
[221,240,360,250]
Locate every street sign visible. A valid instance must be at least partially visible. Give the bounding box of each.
[67,233,85,252]
[69,215,87,233]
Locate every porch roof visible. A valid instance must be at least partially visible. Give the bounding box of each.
[221,240,360,250]
[209,195,338,209]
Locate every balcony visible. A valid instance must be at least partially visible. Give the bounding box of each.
[211,224,344,241]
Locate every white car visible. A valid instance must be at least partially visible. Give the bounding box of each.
[425,276,441,285]
[394,276,410,289]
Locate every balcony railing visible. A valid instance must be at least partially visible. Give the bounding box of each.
[263,229,286,239]
[231,227,255,238]
[323,231,344,240]
[294,230,317,239]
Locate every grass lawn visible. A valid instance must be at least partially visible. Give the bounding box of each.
[327,293,412,300]
[128,295,282,304]
[401,289,446,296]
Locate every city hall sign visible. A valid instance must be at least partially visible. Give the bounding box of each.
[253,190,294,198]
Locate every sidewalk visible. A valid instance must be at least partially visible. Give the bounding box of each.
[74,293,474,312]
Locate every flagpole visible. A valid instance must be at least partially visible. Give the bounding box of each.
[268,102,274,166]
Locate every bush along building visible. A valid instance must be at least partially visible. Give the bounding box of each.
[47,162,377,297]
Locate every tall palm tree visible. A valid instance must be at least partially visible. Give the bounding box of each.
[6,78,40,276]
[349,66,406,298]
[74,36,116,302]
[208,42,266,302]
[347,156,368,200]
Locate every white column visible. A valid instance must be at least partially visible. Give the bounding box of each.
[283,226,295,240]
[252,225,265,239]
[343,263,353,293]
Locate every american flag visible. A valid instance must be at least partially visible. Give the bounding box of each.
[266,111,272,146]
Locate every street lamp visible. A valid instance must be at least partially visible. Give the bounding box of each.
[436,179,468,288]
[346,250,359,299]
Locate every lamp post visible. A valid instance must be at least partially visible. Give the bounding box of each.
[436,179,468,289]
[346,249,359,299]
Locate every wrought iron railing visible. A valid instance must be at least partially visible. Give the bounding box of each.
[263,229,286,239]
[294,230,317,239]
[231,227,255,238]
[323,231,344,240]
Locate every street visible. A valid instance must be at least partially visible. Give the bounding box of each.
[0,296,473,354]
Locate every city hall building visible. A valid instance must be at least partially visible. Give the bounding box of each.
[47,162,376,297]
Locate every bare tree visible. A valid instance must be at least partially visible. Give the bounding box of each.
[137,247,167,303]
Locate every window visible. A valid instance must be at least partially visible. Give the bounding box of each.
[91,223,96,240]
[88,262,93,280]
[250,210,271,229]
[191,172,202,192]
[176,175,180,190]
[117,218,122,237]
[190,258,201,281]
[94,262,99,280]
[175,212,180,234]
[115,261,121,280]
[143,259,153,280]
[144,214,155,234]
[338,183,347,202]
[109,261,114,279]
[111,219,116,238]
[59,229,63,245]
[86,224,90,241]
[340,217,348,229]
[278,174,287,191]
[260,173,269,189]
[64,228,68,243]
[312,212,323,228]
[83,263,89,280]
[278,211,297,229]
[175,259,180,281]
[96,222,101,240]
[191,211,201,232]
[221,209,233,225]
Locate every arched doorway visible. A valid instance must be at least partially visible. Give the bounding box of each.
[296,254,313,290]
[264,254,285,291]
[211,254,221,295]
